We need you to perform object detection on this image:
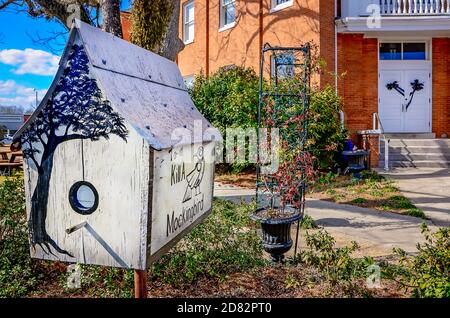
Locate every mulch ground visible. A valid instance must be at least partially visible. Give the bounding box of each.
[28,261,408,298]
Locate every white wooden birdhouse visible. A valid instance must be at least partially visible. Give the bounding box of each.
[12,20,221,270]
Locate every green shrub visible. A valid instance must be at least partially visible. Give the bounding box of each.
[300,229,370,284]
[317,171,339,185]
[406,208,426,219]
[300,214,318,229]
[308,86,347,170]
[151,199,265,286]
[190,68,347,173]
[190,67,259,132]
[71,265,134,298]
[390,224,450,298]
[189,67,260,173]
[0,174,42,298]
[351,198,367,205]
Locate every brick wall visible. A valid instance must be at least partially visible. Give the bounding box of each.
[319,0,336,88]
[432,38,450,138]
[121,1,336,85]
[120,12,132,42]
[178,0,208,77]
[338,33,379,166]
[174,0,333,86]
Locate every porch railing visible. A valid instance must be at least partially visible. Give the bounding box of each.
[379,0,450,15]
[373,113,390,171]
[340,0,450,17]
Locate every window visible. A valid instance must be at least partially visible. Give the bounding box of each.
[379,42,427,61]
[271,53,295,79]
[220,0,236,30]
[183,1,195,44]
[379,43,402,60]
[271,0,293,12]
[403,43,426,60]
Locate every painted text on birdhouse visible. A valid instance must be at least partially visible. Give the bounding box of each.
[150,142,215,261]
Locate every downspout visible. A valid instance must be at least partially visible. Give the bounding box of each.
[206,0,210,77]
[259,0,263,61]
[334,0,338,94]
[335,0,345,128]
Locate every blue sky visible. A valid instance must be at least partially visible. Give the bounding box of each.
[0,1,131,111]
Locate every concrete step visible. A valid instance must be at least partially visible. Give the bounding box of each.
[379,160,450,168]
[387,153,450,161]
[380,146,450,155]
[384,133,436,139]
[383,139,450,147]
[378,138,450,168]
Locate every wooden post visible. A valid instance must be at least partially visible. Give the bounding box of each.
[134,269,148,298]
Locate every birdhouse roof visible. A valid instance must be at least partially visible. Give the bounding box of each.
[13,20,220,150]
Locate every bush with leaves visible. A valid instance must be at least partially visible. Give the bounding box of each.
[308,86,347,170]
[189,66,260,173]
[190,66,259,132]
[151,199,265,286]
[388,224,450,298]
[0,173,43,297]
[300,229,373,283]
[190,66,346,173]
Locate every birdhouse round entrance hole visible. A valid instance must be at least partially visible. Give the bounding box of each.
[69,181,99,215]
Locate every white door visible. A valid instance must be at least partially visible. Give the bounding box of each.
[379,62,431,133]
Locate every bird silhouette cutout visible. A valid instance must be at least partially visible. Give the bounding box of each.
[182,147,205,203]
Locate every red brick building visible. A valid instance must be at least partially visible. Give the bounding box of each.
[123,0,450,167]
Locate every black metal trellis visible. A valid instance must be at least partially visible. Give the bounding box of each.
[255,43,311,259]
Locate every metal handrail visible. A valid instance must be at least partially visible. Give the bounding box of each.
[373,112,390,171]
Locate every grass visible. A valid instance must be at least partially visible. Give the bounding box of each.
[309,170,426,219]
[214,168,426,219]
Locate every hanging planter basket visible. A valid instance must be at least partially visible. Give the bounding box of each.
[251,206,302,263]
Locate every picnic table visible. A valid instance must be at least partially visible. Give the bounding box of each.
[0,147,23,174]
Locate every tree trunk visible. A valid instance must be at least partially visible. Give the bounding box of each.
[100,0,123,38]
[29,149,72,256]
[34,0,92,28]
[158,0,184,61]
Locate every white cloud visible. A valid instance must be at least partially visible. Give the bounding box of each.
[0,48,60,76]
[0,80,47,108]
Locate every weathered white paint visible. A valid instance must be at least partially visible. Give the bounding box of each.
[17,20,220,270]
[150,142,215,259]
[24,125,150,269]
[75,21,218,150]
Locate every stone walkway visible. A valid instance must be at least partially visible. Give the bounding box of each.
[214,182,436,257]
[378,168,450,228]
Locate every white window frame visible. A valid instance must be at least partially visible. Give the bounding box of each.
[219,0,236,32]
[270,0,293,13]
[183,1,195,44]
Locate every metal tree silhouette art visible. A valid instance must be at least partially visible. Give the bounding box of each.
[19,44,128,257]
[386,79,424,111]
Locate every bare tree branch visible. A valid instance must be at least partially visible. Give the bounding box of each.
[0,0,19,10]
[27,28,68,54]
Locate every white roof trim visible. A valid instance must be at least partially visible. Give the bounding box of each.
[337,16,450,33]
